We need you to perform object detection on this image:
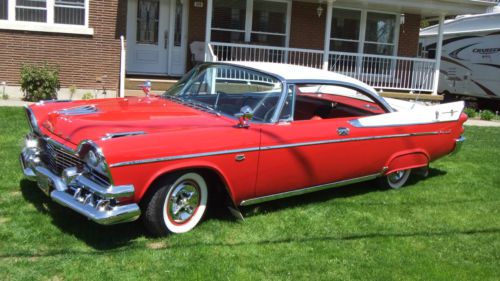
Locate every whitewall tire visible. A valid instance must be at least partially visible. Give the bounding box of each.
[142,172,208,236]
[382,169,411,189]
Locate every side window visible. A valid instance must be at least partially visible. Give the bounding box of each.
[290,84,386,121]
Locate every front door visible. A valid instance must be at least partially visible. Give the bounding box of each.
[126,0,187,75]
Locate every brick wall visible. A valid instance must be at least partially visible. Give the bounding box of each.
[289,1,325,50]
[398,13,421,57]
[186,0,207,69]
[0,0,123,93]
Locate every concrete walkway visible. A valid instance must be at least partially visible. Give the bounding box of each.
[0,99,33,107]
[465,119,500,127]
[1,98,499,127]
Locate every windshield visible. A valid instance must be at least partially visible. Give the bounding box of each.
[164,64,283,122]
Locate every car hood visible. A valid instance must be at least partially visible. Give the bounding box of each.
[38,97,232,145]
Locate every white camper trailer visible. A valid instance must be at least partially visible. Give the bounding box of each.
[420,10,500,105]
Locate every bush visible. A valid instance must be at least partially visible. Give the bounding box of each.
[20,63,60,102]
[463,107,477,118]
[81,92,94,100]
[480,110,494,121]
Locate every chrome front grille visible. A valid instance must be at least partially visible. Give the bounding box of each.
[40,139,84,175]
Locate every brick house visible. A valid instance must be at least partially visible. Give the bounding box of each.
[0,0,495,99]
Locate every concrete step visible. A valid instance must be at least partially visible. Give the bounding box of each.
[125,78,177,91]
[379,91,444,102]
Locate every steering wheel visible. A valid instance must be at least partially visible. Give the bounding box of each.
[252,96,278,122]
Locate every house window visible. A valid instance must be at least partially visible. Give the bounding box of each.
[173,0,183,46]
[136,0,159,44]
[54,0,85,25]
[364,12,396,55]
[0,0,8,19]
[0,0,92,35]
[211,0,246,43]
[330,8,398,56]
[16,0,47,23]
[251,0,287,46]
[211,0,290,47]
[330,8,360,53]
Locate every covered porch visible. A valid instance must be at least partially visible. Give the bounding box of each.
[193,0,494,95]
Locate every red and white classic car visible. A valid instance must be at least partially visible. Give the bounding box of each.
[20,62,466,236]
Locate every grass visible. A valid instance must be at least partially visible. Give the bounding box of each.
[1,106,499,281]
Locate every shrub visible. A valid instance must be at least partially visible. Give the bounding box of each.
[81,92,94,100]
[463,107,477,119]
[20,63,60,102]
[480,110,494,121]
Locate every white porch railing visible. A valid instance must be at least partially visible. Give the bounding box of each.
[210,42,324,69]
[328,51,436,92]
[209,42,436,92]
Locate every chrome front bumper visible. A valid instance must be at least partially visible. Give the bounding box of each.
[20,147,141,225]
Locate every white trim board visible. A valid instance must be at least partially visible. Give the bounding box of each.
[0,20,94,35]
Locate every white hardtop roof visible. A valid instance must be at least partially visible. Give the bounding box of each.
[223,61,368,85]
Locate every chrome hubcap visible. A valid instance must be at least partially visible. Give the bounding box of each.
[388,170,406,183]
[167,180,200,224]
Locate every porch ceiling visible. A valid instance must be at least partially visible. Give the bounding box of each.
[311,0,495,16]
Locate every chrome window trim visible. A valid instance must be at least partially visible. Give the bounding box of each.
[109,130,448,168]
[239,173,381,206]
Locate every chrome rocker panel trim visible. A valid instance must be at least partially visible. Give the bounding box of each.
[20,148,140,225]
[240,173,379,206]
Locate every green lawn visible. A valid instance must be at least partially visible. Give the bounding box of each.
[0,107,499,281]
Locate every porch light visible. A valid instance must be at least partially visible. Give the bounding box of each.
[317,4,324,18]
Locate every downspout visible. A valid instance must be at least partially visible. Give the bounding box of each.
[120,35,126,98]
[432,14,445,95]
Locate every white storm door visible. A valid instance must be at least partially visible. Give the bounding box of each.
[127,0,170,74]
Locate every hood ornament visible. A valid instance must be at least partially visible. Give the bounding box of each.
[140,81,152,97]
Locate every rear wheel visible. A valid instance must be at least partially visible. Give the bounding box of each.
[380,169,411,189]
[142,172,208,236]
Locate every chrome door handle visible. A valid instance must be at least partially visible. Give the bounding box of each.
[337,127,350,136]
[164,30,168,49]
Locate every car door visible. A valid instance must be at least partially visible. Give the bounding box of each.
[255,83,390,198]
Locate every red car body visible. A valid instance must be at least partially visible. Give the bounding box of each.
[20,62,467,235]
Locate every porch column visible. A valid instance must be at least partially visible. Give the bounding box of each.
[322,0,334,70]
[432,14,445,95]
[204,0,213,61]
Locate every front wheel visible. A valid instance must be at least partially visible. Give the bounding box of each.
[380,169,411,189]
[142,172,208,236]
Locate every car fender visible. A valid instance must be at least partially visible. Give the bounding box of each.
[138,159,237,206]
[384,150,430,175]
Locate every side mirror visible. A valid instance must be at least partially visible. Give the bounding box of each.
[235,106,254,128]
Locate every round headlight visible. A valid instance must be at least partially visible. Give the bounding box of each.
[86,150,98,167]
